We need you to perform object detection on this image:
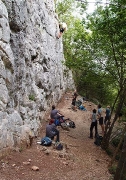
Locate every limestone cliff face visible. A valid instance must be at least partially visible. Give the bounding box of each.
[0,0,74,154]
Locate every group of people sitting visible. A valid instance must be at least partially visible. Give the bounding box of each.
[45,90,79,143]
[45,105,65,142]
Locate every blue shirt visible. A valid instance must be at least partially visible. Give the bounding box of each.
[106,108,110,117]
[98,108,102,118]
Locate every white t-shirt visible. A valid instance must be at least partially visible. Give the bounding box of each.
[92,113,97,122]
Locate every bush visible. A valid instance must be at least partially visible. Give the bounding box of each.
[115,154,120,160]
[118,118,126,123]
[106,148,113,156]
[112,138,120,147]
[108,165,117,175]
[111,137,124,150]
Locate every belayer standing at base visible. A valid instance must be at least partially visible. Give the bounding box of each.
[89,109,98,139]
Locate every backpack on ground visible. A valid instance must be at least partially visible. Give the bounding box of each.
[94,134,103,146]
[55,142,63,150]
[75,100,82,108]
[61,122,69,131]
[41,136,52,146]
[69,121,76,128]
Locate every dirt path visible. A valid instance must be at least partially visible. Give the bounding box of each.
[0,92,112,180]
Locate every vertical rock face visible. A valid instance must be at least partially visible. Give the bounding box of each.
[0,0,74,153]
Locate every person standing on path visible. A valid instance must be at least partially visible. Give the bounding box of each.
[73,89,78,101]
[71,89,78,111]
[89,109,98,139]
[71,95,77,111]
[97,104,104,136]
[104,105,111,125]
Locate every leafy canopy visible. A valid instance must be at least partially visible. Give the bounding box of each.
[55,0,126,105]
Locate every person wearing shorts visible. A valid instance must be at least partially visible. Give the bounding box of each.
[99,117,103,125]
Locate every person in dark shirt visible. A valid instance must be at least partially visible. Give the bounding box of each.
[50,105,63,120]
[104,105,111,125]
[71,95,77,111]
[73,90,78,101]
[46,119,59,142]
[71,89,78,111]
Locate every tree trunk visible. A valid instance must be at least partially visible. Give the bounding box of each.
[101,87,126,150]
[111,88,122,115]
[110,124,126,167]
[114,134,126,180]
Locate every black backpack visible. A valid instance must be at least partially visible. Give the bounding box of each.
[94,134,103,146]
[69,121,76,128]
[55,142,63,150]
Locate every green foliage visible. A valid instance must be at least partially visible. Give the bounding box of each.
[55,0,76,22]
[111,136,124,150]
[56,0,126,106]
[55,0,87,21]
[29,94,35,101]
[112,138,120,147]
[86,0,126,89]
[106,148,113,156]
[115,154,120,160]
[118,118,126,123]
[109,165,117,175]
[19,146,23,152]
[55,2,126,179]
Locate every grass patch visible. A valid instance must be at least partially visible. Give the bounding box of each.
[108,165,117,175]
[29,94,35,101]
[106,148,113,156]
[19,146,23,152]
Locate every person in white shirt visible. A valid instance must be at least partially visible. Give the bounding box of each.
[89,109,98,139]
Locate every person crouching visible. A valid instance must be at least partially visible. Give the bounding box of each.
[46,119,60,142]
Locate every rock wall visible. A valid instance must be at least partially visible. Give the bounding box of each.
[0,0,74,154]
